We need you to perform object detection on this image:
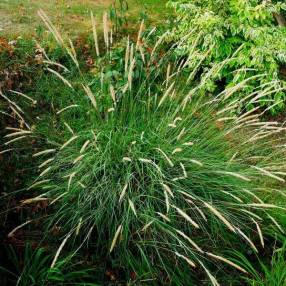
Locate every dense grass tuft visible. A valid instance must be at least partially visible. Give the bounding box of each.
[2,13,286,285]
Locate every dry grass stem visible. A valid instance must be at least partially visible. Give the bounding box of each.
[51,233,72,268]
[204,202,236,233]
[91,11,100,56]
[110,225,122,253]
[8,220,33,238]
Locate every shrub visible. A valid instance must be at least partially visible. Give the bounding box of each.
[168,0,286,114]
[3,12,286,285]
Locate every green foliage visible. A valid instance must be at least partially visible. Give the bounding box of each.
[0,244,99,286]
[168,0,286,114]
[231,238,286,286]
[4,21,286,285]
[109,0,129,32]
[1,8,286,286]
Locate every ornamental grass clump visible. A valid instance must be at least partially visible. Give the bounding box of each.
[3,11,286,285]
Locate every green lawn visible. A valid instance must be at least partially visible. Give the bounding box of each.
[0,0,168,38]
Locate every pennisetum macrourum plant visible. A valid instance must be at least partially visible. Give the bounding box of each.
[2,10,286,285]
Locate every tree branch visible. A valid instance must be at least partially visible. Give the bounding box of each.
[273,12,286,27]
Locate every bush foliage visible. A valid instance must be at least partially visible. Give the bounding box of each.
[168,0,286,114]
